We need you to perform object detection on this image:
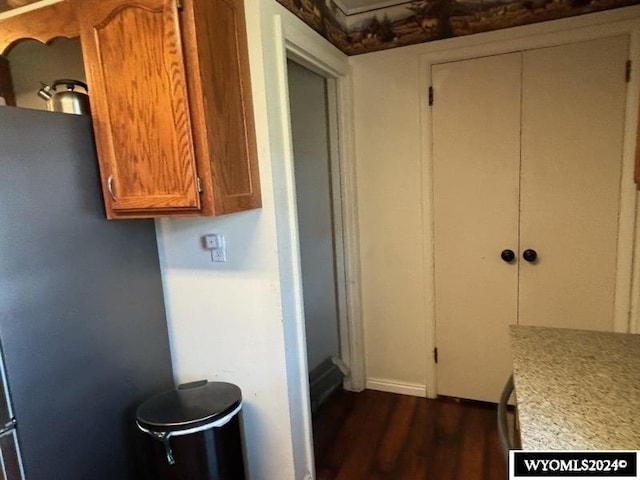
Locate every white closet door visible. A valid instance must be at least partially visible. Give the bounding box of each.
[518,36,628,331]
[432,53,521,402]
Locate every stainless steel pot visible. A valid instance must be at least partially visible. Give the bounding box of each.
[38,79,90,115]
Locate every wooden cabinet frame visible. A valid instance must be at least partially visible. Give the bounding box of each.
[635,96,640,188]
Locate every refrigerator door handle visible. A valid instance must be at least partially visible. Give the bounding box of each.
[0,422,25,480]
[0,418,16,436]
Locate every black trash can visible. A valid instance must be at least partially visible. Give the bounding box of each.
[136,380,246,480]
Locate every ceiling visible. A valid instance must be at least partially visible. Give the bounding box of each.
[333,0,409,15]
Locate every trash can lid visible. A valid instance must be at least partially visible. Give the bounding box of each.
[136,380,242,433]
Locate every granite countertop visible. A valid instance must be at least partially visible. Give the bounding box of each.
[510,325,640,450]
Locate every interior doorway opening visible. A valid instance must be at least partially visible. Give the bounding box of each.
[286,58,350,412]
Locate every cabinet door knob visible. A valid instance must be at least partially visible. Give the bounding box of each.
[107,175,116,201]
[523,249,537,262]
[501,249,516,263]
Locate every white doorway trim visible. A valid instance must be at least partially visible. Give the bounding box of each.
[419,7,640,397]
[266,11,364,478]
[282,30,366,392]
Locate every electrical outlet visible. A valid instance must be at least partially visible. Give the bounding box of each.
[201,234,226,263]
[210,246,227,263]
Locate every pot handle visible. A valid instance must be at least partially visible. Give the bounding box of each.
[52,79,88,92]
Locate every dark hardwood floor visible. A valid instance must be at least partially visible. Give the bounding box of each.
[312,389,507,480]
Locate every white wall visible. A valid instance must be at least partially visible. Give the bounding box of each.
[350,5,640,398]
[351,46,428,397]
[155,3,297,475]
[288,60,340,373]
[157,2,349,479]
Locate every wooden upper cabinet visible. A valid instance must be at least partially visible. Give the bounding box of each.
[0,0,260,218]
[75,0,260,218]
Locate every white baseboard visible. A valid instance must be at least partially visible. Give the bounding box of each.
[366,378,427,398]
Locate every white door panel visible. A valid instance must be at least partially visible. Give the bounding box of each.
[432,53,522,402]
[519,36,628,331]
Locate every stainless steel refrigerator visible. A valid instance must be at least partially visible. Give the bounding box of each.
[0,106,174,479]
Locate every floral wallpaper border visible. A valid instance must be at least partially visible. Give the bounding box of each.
[4,0,638,56]
[276,0,640,55]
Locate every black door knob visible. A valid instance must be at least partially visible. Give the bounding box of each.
[501,249,515,263]
[523,249,537,262]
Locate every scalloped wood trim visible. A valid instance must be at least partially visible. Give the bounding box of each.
[0,0,79,55]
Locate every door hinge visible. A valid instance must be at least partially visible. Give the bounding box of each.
[176,0,183,10]
[433,347,438,364]
[626,60,631,83]
[196,176,203,193]
[428,86,434,107]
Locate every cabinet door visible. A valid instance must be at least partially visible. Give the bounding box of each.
[77,0,201,217]
[432,52,522,403]
[519,36,628,331]
[181,0,261,215]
